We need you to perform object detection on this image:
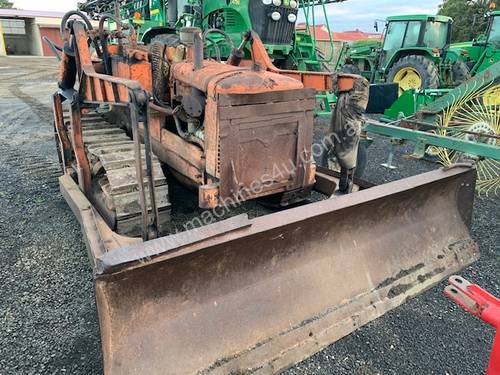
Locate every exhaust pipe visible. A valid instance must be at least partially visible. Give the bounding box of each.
[167,0,178,27]
[179,27,203,70]
[193,31,203,70]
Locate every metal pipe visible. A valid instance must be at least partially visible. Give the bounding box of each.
[173,114,205,150]
[150,102,174,116]
[42,36,62,61]
[193,31,203,70]
[167,0,178,27]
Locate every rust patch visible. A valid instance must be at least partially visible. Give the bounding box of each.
[417,267,446,283]
[376,263,425,290]
[388,284,413,299]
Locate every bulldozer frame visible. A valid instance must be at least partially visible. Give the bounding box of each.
[51,10,481,374]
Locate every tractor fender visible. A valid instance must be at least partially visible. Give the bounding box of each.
[384,48,436,74]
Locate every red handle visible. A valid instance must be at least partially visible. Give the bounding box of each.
[444,275,500,375]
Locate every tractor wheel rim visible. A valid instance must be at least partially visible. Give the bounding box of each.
[393,67,422,94]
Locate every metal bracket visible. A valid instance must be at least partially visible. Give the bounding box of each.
[129,89,161,241]
[410,138,427,159]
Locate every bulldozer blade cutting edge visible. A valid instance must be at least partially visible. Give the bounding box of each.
[59,166,479,375]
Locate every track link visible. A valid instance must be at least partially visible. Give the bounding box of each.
[65,110,171,237]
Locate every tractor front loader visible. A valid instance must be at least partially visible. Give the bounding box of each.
[52,10,479,374]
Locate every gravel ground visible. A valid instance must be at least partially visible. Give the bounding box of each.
[0,56,498,375]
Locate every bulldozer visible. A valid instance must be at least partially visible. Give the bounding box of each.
[51,10,480,374]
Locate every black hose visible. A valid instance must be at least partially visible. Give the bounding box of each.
[173,107,204,150]
[98,14,121,74]
[202,28,235,51]
[205,36,221,62]
[98,13,124,34]
[60,10,93,40]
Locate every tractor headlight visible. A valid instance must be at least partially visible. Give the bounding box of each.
[272,0,282,6]
[288,13,297,22]
[271,11,281,21]
[262,0,272,5]
[289,0,298,8]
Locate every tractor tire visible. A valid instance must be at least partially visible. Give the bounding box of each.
[452,59,471,86]
[340,64,361,75]
[387,55,440,92]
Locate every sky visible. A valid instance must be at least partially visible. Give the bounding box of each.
[12,0,443,32]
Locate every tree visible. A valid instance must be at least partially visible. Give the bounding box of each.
[438,0,500,42]
[0,0,14,8]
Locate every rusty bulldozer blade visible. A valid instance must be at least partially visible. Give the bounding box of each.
[60,166,479,375]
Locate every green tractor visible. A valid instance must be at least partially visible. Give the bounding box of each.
[382,12,500,122]
[78,0,341,71]
[450,10,500,75]
[341,14,469,95]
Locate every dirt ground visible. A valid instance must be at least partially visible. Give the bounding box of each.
[0,56,498,375]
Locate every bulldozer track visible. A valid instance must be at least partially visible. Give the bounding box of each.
[63,110,171,237]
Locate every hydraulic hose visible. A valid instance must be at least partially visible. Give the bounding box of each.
[202,28,235,53]
[60,10,103,60]
[205,36,221,62]
[98,13,124,35]
[98,14,122,74]
[60,10,93,41]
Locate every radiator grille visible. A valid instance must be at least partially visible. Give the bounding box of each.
[224,9,237,28]
[249,0,298,46]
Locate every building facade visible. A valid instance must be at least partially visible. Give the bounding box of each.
[0,9,65,57]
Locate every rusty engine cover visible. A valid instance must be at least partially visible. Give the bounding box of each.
[170,61,317,208]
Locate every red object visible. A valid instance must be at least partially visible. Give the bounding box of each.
[332,29,382,42]
[445,276,500,375]
[39,27,63,57]
[295,24,333,40]
[295,24,382,42]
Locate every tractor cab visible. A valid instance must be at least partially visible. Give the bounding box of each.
[379,15,452,77]
[473,11,500,73]
[449,11,500,76]
[485,11,500,47]
[376,15,453,94]
[339,14,456,95]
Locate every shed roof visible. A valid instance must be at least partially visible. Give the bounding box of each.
[0,9,66,19]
